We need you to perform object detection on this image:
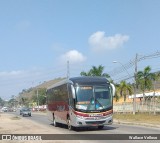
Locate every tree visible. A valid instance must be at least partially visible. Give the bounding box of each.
[136,66,153,103]
[116,81,132,113]
[117,81,133,102]
[8,98,14,107]
[32,88,46,106]
[80,65,110,79]
[152,71,160,91]
[38,95,46,105]
[0,97,5,106]
[80,71,92,76]
[21,97,29,106]
[32,94,46,105]
[114,84,120,102]
[151,71,160,115]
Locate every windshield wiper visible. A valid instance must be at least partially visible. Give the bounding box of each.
[86,96,95,110]
[95,98,103,109]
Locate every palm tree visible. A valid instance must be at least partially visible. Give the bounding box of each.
[114,84,120,102]
[80,65,110,79]
[152,71,160,91]
[136,66,153,103]
[117,81,133,102]
[80,71,92,76]
[151,72,160,115]
[116,81,132,113]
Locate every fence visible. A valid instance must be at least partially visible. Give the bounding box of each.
[113,99,160,114]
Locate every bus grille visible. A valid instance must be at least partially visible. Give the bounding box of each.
[85,116,106,120]
[85,121,106,125]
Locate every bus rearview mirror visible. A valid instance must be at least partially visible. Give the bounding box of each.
[110,83,115,96]
[71,85,76,99]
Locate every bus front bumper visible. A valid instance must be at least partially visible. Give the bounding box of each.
[72,114,113,127]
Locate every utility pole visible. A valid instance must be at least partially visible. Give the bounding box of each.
[133,53,138,115]
[13,95,15,109]
[37,89,39,111]
[67,60,70,79]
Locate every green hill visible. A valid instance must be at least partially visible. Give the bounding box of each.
[17,77,65,106]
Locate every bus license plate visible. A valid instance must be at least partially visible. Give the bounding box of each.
[92,124,98,126]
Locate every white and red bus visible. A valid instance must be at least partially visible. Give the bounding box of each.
[46,77,115,130]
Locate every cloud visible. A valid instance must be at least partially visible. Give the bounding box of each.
[0,69,42,81]
[88,31,129,52]
[60,50,86,64]
[0,70,24,77]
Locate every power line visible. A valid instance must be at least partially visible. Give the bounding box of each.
[109,51,160,77]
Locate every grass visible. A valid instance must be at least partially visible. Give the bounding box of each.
[10,116,21,120]
[113,113,160,125]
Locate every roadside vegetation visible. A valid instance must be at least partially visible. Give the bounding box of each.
[113,113,160,125]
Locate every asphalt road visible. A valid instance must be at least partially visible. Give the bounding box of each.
[10,111,160,143]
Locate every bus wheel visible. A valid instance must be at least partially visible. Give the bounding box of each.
[67,116,73,130]
[53,116,57,127]
[98,125,104,130]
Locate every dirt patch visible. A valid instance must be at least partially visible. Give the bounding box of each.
[0,113,82,143]
[10,116,21,120]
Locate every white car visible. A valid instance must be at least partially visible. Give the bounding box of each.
[1,107,8,112]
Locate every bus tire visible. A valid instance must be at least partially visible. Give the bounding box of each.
[98,125,104,130]
[67,116,73,130]
[53,116,57,127]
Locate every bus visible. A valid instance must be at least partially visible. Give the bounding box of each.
[46,76,115,130]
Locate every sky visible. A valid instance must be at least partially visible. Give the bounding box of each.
[1,0,160,100]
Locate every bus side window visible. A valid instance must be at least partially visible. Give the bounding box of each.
[47,89,53,104]
[68,84,75,108]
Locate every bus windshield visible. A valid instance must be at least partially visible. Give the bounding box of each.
[75,85,112,111]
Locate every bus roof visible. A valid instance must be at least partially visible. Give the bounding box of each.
[69,76,109,85]
[47,76,110,90]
